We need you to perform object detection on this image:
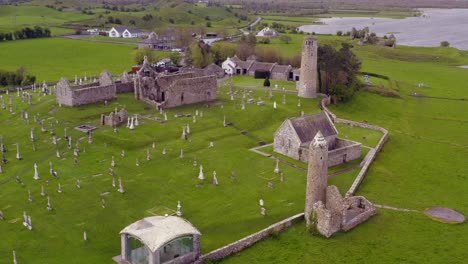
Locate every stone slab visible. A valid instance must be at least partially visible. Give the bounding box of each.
[425,207,465,224]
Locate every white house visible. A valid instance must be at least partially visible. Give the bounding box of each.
[256,27,279,38]
[86,29,99,35]
[109,27,144,38]
[221,57,239,75]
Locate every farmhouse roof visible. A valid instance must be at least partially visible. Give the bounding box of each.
[120,216,201,253]
[112,26,128,34]
[204,63,223,75]
[288,112,338,145]
[126,28,143,34]
[140,32,160,44]
[237,59,255,70]
[271,64,292,74]
[249,62,276,72]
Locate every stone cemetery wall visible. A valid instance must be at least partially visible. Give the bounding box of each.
[196,213,304,263]
[115,81,134,94]
[71,84,116,106]
[320,97,389,197]
[164,76,217,108]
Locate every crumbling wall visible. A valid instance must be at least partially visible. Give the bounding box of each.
[328,138,362,167]
[99,70,114,86]
[325,186,344,234]
[101,109,128,127]
[342,196,376,231]
[163,75,217,108]
[116,81,134,93]
[71,85,116,106]
[312,201,336,238]
[56,77,73,106]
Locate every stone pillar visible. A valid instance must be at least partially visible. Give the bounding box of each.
[121,234,130,261]
[151,248,160,264]
[298,36,318,98]
[193,234,201,260]
[305,131,328,227]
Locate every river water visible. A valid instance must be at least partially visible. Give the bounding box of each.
[299,9,468,50]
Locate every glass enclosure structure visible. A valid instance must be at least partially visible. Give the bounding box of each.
[129,236,151,264]
[118,216,201,264]
[160,236,194,263]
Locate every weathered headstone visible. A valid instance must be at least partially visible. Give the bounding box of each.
[274,159,280,174]
[33,163,40,180]
[118,177,125,193]
[198,165,205,180]
[213,171,218,186]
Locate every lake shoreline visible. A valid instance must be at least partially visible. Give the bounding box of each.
[299,8,468,50]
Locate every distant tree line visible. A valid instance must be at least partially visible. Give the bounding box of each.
[0,67,36,87]
[0,26,51,42]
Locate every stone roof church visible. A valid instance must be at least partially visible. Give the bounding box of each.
[274,112,362,167]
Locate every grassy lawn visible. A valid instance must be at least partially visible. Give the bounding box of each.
[257,34,349,58]
[226,75,297,91]
[0,38,136,82]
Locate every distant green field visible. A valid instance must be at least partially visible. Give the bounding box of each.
[0,38,137,82]
[0,5,91,34]
[257,34,347,58]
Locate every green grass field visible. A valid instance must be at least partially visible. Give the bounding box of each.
[0,5,91,34]
[0,38,136,82]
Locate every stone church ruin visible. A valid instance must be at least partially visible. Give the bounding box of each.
[101,108,128,127]
[56,70,134,107]
[56,57,218,110]
[274,112,362,167]
[134,56,218,109]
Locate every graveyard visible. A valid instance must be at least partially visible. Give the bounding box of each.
[0,79,375,262]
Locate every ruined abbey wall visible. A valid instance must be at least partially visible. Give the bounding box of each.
[70,85,116,106]
[163,75,217,108]
[115,81,134,94]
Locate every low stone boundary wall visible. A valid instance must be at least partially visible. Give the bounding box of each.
[320,97,389,197]
[195,213,304,263]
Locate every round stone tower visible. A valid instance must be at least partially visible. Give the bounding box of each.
[305,131,328,227]
[298,36,318,98]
